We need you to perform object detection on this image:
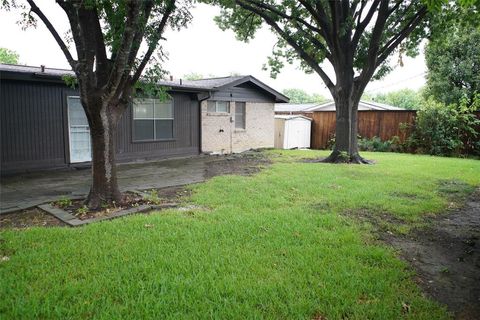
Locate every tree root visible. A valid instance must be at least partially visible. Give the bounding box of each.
[86,190,123,210]
[321,151,374,164]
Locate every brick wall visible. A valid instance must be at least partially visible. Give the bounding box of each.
[201,101,274,154]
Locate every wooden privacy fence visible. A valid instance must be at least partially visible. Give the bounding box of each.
[310,111,417,149]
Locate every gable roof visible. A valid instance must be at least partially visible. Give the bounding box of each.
[160,75,289,103]
[275,103,320,112]
[275,100,405,112]
[1,64,289,103]
[275,115,312,121]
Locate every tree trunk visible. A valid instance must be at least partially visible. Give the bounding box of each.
[86,104,123,209]
[322,86,372,164]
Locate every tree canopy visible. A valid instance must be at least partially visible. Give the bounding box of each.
[204,0,436,162]
[363,88,423,110]
[425,7,480,106]
[282,88,327,104]
[0,47,19,64]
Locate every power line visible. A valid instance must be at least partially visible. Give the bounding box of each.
[364,72,426,93]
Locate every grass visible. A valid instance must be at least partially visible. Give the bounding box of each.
[1,150,479,319]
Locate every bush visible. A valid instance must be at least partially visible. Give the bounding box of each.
[406,97,480,156]
[327,135,402,153]
[358,136,393,152]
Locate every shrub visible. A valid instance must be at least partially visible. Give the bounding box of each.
[406,97,480,156]
[358,136,393,152]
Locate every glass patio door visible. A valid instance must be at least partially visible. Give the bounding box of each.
[67,97,92,163]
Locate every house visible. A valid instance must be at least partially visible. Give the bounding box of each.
[0,64,288,175]
[275,100,405,114]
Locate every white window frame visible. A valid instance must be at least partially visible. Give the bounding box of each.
[207,101,230,113]
[133,98,174,141]
[235,102,246,129]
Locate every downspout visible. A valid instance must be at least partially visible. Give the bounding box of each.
[197,91,212,154]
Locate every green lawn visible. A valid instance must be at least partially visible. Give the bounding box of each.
[1,151,479,319]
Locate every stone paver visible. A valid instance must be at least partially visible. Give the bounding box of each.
[0,156,210,214]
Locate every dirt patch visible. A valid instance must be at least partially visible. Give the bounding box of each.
[154,185,192,202]
[204,151,271,178]
[300,157,327,163]
[52,192,153,221]
[0,208,66,229]
[382,189,480,319]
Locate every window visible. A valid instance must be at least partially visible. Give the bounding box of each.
[235,102,246,129]
[207,101,230,113]
[133,98,174,141]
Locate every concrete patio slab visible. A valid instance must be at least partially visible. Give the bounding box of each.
[0,156,208,214]
[0,151,270,214]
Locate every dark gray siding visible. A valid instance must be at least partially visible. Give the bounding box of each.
[116,93,200,162]
[0,79,71,172]
[1,78,200,175]
[210,82,276,102]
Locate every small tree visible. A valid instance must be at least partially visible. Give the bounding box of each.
[0,47,20,64]
[3,1,193,209]
[282,88,326,104]
[425,9,480,106]
[206,0,472,163]
[363,88,423,110]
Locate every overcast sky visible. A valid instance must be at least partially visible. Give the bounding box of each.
[0,3,427,98]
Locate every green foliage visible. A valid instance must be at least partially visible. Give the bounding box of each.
[144,189,162,205]
[135,62,170,101]
[54,197,72,208]
[363,89,423,110]
[4,150,480,318]
[0,47,19,64]
[358,136,394,152]
[282,88,327,104]
[406,97,480,156]
[206,1,429,80]
[61,74,78,89]
[75,205,89,215]
[425,13,480,106]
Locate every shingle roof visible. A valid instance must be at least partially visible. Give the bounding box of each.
[0,63,289,102]
[0,63,74,77]
[275,103,321,112]
[305,100,405,111]
[159,75,289,102]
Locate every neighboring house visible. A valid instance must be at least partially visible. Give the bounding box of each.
[275,100,404,114]
[0,64,288,175]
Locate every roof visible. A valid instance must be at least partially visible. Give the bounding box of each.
[275,100,405,112]
[304,100,405,111]
[275,115,312,121]
[0,63,75,77]
[275,103,320,113]
[1,63,289,102]
[159,75,289,103]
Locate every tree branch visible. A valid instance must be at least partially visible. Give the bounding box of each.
[236,0,335,93]
[104,1,142,98]
[26,0,76,69]
[351,0,380,50]
[131,0,176,84]
[376,6,428,67]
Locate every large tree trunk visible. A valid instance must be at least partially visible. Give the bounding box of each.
[323,83,372,164]
[86,104,123,209]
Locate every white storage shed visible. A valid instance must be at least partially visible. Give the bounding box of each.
[274,115,312,149]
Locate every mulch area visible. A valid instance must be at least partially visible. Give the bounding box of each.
[204,151,271,178]
[0,208,66,229]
